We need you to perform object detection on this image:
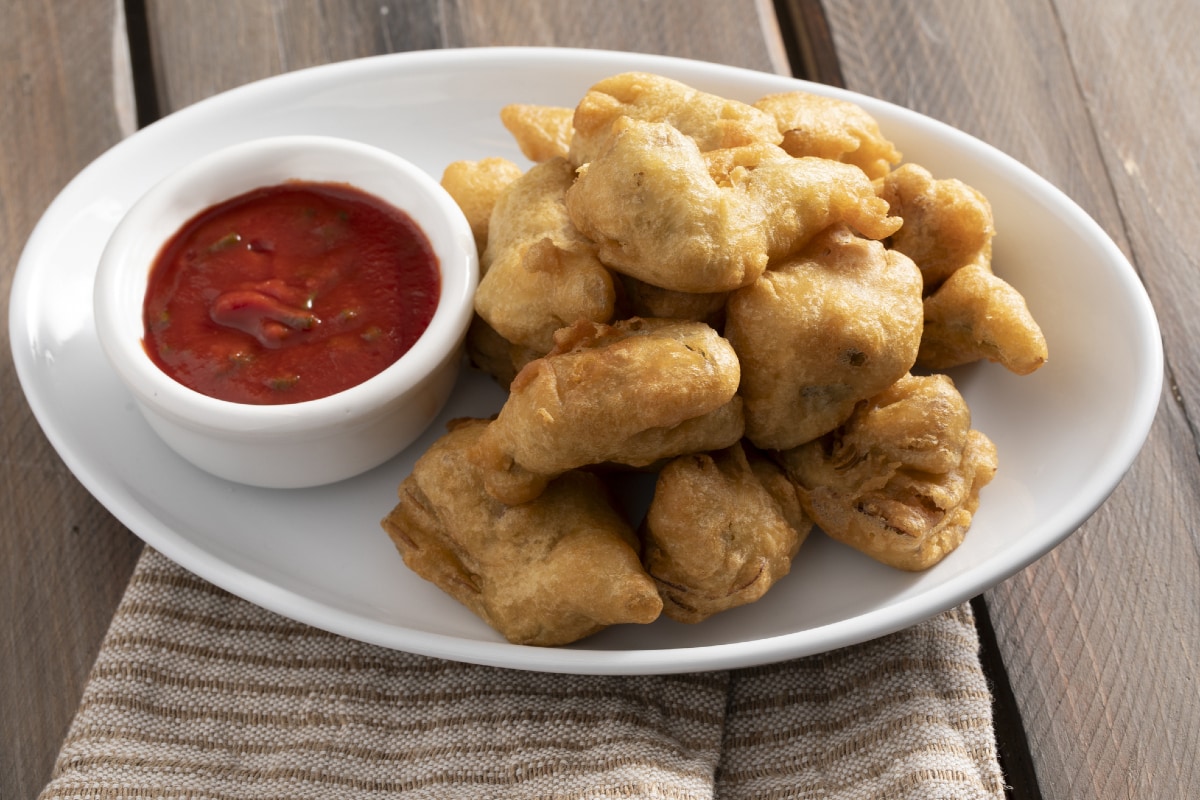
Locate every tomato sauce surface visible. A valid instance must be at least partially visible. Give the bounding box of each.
[143,181,440,404]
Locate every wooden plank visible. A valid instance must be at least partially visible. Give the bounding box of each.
[805,1,1200,797]
[144,0,786,114]
[0,3,144,799]
[995,1,1200,793]
[773,0,844,86]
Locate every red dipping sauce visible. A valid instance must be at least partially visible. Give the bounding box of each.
[143,181,440,404]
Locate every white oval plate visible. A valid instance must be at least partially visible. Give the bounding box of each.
[10,48,1161,674]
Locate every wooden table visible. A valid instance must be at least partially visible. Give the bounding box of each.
[4,2,1196,797]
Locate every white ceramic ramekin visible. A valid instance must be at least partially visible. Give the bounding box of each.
[94,135,478,488]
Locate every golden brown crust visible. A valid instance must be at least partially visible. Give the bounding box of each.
[568,71,782,167]
[875,162,995,291]
[565,118,900,293]
[566,119,769,293]
[474,158,616,353]
[615,273,728,329]
[726,226,924,450]
[469,318,744,504]
[439,157,523,257]
[777,373,997,571]
[754,90,902,179]
[918,262,1048,375]
[643,442,811,623]
[500,104,575,163]
[381,418,661,646]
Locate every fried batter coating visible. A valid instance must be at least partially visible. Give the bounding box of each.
[876,163,1047,373]
[918,262,1048,375]
[616,273,729,328]
[568,71,782,166]
[469,318,745,505]
[565,118,900,293]
[440,157,523,257]
[749,153,902,258]
[643,442,812,623]
[753,91,902,179]
[567,119,765,292]
[382,419,662,646]
[702,141,793,184]
[726,226,924,450]
[500,104,575,163]
[778,373,998,571]
[475,158,616,353]
[875,163,995,291]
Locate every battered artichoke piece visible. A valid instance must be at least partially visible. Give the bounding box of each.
[568,71,782,167]
[753,90,902,179]
[440,157,523,257]
[725,225,924,450]
[778,373,998,571]
[565,118,901,293]
[474,157,616,353]
[643,442,812,623]
[918,262,1048,375]
[566,119,766,293]
[469,317,745,505]
[875,162,995,291]
[500,104,575,163]
[876,163,1047,374]
[382,418,662,646]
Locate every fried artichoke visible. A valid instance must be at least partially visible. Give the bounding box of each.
[381,418,662,646]
[468,318,744,505]
[778,373,997,571]
[643,442,811,623]
[726,225,924,450]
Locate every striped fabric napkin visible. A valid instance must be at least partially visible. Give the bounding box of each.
[39,547,1005,799]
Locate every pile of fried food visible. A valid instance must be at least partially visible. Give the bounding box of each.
[380,72,1048,646]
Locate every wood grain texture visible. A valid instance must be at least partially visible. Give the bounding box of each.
[144,0,786,114]
[773,0,844,86]
[0,3,144,800]
[812,1,1200,797]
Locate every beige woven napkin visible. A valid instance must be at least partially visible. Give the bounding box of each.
[40,547,1005,799]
